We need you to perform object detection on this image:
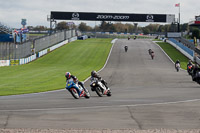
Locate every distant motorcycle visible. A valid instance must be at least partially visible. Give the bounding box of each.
[124,46,128,52]
[175,63,180,72]
[148,49,154,59]
[90,77,111,97]
[192,71,200,84]
[150,52,155,60]
[66,79,90,99]
[187,64,193,75]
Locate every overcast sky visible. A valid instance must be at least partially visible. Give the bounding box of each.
[0,0,199,28]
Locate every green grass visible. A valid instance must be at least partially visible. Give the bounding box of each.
[156,42,189,70]
[0,38,112,96]
[28,33,47,36]
[153,39,161,41]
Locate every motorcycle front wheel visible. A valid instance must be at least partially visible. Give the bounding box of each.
[95,87,103,97]
[70,88,80,99]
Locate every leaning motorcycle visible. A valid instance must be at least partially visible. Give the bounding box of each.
[66,79,90,99]
[90,77,111,97]
[193,71,200,84]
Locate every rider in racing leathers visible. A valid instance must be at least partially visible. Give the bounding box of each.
[175,60,180,69]
[65,72,86,95]
[90,70,109,91]
[192,64,200,81]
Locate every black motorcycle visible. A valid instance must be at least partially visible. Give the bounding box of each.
[187,64,193,75]
[192,71,200,84]
[124,46,128,52]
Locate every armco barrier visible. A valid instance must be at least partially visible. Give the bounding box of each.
[38,39,69,58]
[69,37,78,42]
[20,54,37,65]
[167,38,194,61]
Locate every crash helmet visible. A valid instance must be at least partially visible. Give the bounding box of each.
[91,70,97,77]
[65,72,71,79]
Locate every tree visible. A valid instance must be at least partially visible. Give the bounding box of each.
[192,28,200,39]
[78,22,92,32]
[181,23,188,32]
[99,21,114,32]
[142,27,150,35]
[32,26,48,31]
[56,21,69,30]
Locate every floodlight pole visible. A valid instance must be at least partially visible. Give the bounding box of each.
[178,4,180,32]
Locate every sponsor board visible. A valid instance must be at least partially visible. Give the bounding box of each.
[10,60,20,66]
[51,11,175,23]
[0,60,9,66]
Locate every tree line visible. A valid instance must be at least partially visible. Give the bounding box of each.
[27,21,200,39]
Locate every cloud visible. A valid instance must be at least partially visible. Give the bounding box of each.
[0,0,198,28]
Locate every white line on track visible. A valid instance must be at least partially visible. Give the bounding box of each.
[1,98,200,112]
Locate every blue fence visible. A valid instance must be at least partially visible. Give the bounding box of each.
[169,38,194,57]
[0,34,13,42]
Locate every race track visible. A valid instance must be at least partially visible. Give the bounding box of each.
[1,39,200,129]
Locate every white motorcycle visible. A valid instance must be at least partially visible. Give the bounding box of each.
[175,63,180,72]
[90,77,111,97]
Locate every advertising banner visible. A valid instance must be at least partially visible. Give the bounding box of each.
[51,11,175,23]
[10,60,20,66]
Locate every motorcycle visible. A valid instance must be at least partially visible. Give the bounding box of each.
[66,79,90,99]
[193,71,200,84]
[175,63,180,72]
[187,64,193,75]
[150,52,154,60]
[124,46,128,52]
[90,77,111,97]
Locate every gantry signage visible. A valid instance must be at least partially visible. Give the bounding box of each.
[51,11,175,23]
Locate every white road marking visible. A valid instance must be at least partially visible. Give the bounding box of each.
[1,98,200,112]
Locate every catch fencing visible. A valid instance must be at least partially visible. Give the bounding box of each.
[0,30,76,60]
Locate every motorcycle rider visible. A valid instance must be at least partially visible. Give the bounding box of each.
[124,45,128,52]
[148,49,154,59]
[187,60,193,67]
[90,70,109,91]
[65,72,86,95]
[192,64,200,81]
[187,60,194,71]
[148,49,153,55]
[175,60,180,69]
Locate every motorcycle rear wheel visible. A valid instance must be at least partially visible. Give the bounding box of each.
[84,89,90,99]
[107,91,112,97]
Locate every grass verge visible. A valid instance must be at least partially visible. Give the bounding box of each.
[0,38,112,96]
[156,42,189,70]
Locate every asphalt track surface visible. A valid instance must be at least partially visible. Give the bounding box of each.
[1,39,200,130]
